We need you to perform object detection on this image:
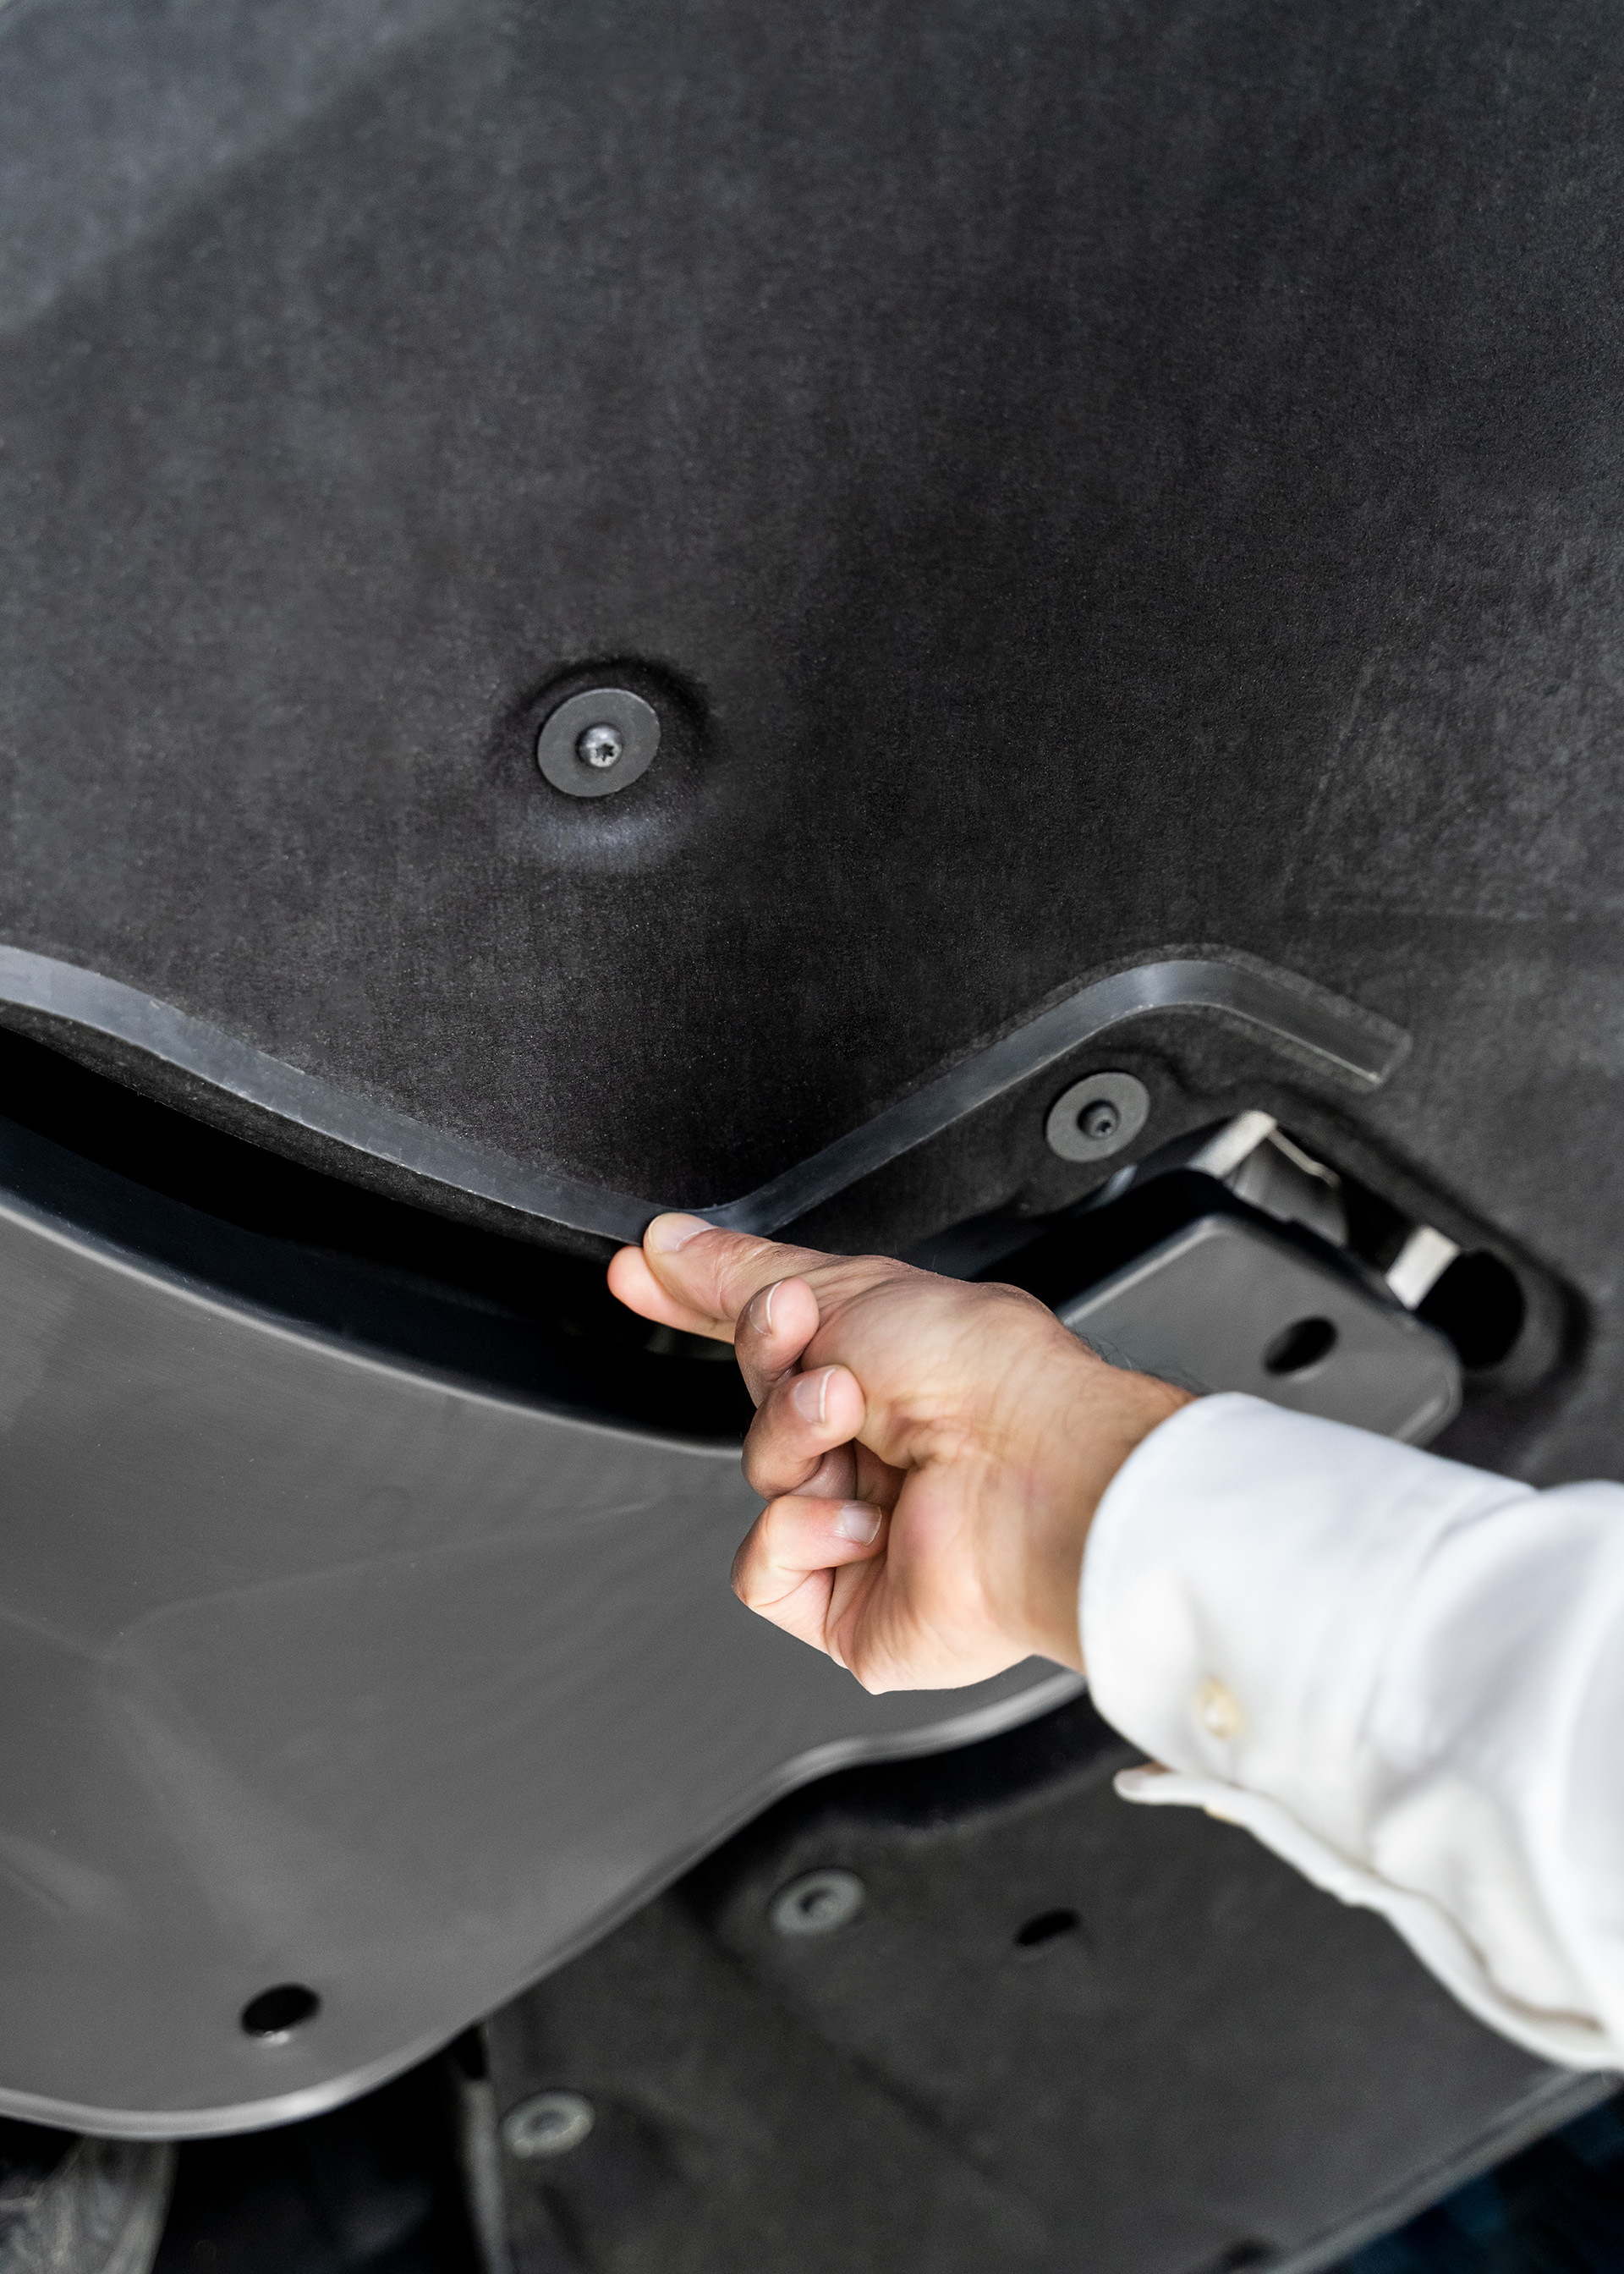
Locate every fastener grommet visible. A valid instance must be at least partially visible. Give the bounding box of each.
[536,688,660,799]
[1045,1071,1150,1162]
[769,1868,866,1937]
[502,2090,596,2159]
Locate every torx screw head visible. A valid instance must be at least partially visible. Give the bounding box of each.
[577,722,624,770]
[1078,1100,1121,1141]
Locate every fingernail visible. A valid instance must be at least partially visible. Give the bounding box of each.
[645,1212,710,1255]
[834,1502,881,1544]
[749,1280,782,1337]
[792,1368,831,1425]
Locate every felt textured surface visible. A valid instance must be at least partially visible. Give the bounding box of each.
[3,5,1623,2216]
[482,1697,1593,2274]
[5,1,1624,1392]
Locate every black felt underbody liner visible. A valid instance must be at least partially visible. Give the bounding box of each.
[2,0,1620,2248]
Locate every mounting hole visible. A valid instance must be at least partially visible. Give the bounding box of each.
[1262,1316,1337,1376]
[240,1984,321,2041]
[1012,1907,1081,1956]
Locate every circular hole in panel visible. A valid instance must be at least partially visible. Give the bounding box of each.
[1012,1907,1082,1955]
[240,1984,321,2041]
[1262,1316,1338,1376]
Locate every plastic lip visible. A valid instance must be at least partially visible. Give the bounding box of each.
[712,956,1406,1234]
[0,945,1407,1247]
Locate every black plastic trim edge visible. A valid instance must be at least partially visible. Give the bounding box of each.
[0,946,1407,1245]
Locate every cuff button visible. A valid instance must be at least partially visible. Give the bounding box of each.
[1195,1678,1244,1740]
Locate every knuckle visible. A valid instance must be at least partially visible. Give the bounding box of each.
[719,1234,801,1295]
[974,1276,1041,1310]
[972,1279,1058,1335]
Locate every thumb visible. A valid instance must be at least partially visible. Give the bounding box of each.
[608,1213,832,1341]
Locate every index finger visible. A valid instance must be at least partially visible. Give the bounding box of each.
[608,1214,836,1342]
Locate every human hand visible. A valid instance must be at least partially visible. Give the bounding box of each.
[607,1217,1193,1693]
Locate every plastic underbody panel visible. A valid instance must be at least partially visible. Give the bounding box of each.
[0,1105,1071,2133]
[0,0,1619,2254]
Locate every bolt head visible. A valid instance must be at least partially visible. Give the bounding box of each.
[1078,1100,1121,1141]
[577,722,624,770]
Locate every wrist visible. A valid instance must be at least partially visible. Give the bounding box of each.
[1023,1359,1196,1672]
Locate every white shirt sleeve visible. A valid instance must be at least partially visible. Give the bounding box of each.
[1078,1392,1624,2071]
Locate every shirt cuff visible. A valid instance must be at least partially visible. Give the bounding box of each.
[1078,1393,1533,1862]
[1113,1765,1618,2068]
